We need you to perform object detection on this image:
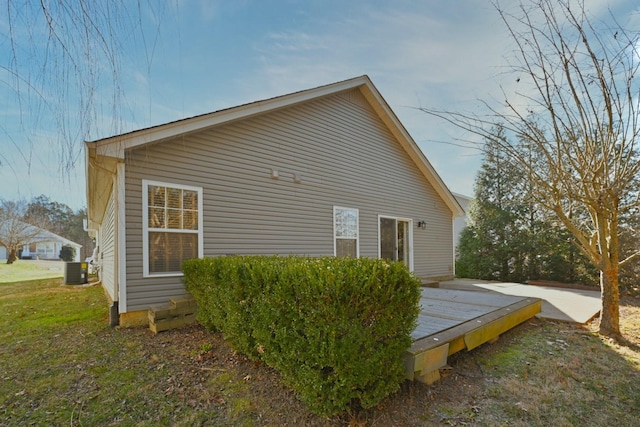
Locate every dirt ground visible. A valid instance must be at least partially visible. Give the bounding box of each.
[129,294,640,426]
[131,316,538,426]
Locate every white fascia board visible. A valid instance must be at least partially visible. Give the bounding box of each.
[359,84,464,218]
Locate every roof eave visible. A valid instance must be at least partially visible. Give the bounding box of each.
[86,143,119,225]
[357,84,464,217]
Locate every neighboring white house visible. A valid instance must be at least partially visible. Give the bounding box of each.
[453,193,473,255]
[0,223,82,262]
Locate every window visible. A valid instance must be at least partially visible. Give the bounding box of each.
[36,242,55,256]
[334,206,359,258]
[143,180,203,277]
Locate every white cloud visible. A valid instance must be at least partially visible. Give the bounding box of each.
[242,3,515,195]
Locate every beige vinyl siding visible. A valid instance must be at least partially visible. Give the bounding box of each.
[100,190,117,302]
[123,89,453,311]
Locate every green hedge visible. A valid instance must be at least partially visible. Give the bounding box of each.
[182,255,421,416]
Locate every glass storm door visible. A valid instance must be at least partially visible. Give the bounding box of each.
[379,217,411,269]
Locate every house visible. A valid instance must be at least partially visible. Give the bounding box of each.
[20,229,82,261]
[0,222,82,261]
[85,75,464,327]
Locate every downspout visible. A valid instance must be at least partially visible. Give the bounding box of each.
[86,146,120,327]
[82,218,97,234]
[113,161,127,327]
[111,165,121,327]
[85,214,119,326]
[109,301,119,327]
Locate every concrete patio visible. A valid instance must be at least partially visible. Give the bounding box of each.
[439,279,602,323]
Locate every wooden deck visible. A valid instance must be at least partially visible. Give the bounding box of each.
[404,288,541,384]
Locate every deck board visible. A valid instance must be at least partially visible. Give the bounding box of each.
[413,288,528,340]
[411,315,459,338]
[419,300,498,322]
[405,288,542,384]
[420,288,523,307]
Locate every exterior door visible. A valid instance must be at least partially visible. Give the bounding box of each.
[379,216,412,270]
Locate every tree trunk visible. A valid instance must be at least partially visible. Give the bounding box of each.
[6,248,17,264]
[599,267,621,338]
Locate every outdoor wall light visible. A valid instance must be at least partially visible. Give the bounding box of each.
[417,221,427,230]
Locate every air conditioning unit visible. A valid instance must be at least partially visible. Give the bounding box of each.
[64,262,88,285]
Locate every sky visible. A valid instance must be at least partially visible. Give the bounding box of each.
[0,0,638,211]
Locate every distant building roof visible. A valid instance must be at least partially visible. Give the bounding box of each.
[0,220,81,248]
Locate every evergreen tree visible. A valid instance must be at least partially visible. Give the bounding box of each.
[457,126,526,281]
[457,126,597,284]
[59,245,76,262]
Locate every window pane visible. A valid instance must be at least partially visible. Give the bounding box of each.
[148,185,165,208]
[335,208,357,238]
[166,208,182,229]
[183,210,198,230]
[398,221,408,263]
[148,232,198,274]
[336,239,357,258]
[380,217,397,261]
[183,190,198,210]
[167,188,182,209]
[149,207,165,228]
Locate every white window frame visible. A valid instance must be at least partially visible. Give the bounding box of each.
[142,180,204,278]
[333,206,359,258]
[36,242,55,256]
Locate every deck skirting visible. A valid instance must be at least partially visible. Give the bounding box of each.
[405,289,541,384]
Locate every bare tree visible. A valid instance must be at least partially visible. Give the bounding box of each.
[421,0,640,339]
[0,200,47,264]
[2,1,157,175]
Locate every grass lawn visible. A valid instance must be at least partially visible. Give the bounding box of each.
[0,259,65,283]
[1,275,639,425]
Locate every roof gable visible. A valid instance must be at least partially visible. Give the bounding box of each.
[86,75,463,217]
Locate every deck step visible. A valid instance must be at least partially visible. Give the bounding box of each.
[148,296,198,334]
[421,280,440,288]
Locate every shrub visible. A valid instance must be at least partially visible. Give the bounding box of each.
[183,255,421,416]
[59,245,76,262]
